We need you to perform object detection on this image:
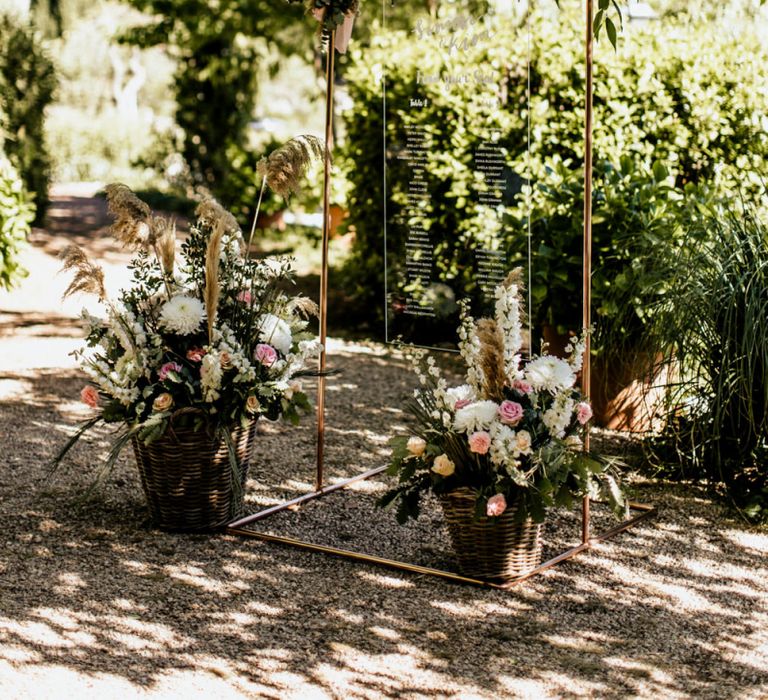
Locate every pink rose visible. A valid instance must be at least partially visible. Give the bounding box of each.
[158,361,182,381]
[454,398,472,410]
[80,386,99,409]
[498,400,524,426]
[186,347,206,362]
[513,379,533,394]
[237,290,253,305]
[486,493,507,517]
[468,431,491,455]
[255,343,278,367]
[576,402,593,425]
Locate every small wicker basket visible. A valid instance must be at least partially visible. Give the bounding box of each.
[132,416,257,532]
[440,488,543,581]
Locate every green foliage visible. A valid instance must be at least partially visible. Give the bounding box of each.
[120,0,310,220]
[647,196,768,522]
[0,12,56,219]
[0,155,34,289]
[340,8,768,328]
[519,157,684,352]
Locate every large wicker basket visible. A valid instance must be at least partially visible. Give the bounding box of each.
[440,488,543,581]
[131,417,258,532]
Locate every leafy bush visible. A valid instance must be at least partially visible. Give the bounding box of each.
[0,154,34,289]
[340,7,768,328]
[647,196,768,521]
[120,0,310,220]
[519,157,684,354]
[0,13,56,218]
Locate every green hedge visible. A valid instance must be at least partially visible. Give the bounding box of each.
[0,154,34,289]
[339,9,768,331]
[0,13,55,219]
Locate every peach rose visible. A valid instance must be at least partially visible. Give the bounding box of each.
[407,436,427,457]
[245,395,261,414]
[468,431,491,454]
[152,393,174,412]
[80,386,99,409]
[219,351,233,369]
[431,454,455,477]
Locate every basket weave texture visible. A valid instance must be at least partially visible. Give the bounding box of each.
[440,487,543,581]
[132,418,257,532]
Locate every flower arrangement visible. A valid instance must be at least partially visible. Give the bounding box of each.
[56,185,322,472]
[380,270,624,524]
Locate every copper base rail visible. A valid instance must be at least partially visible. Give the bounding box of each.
[227,469,656,590]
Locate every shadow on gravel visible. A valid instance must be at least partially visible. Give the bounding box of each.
[1,350,767,698]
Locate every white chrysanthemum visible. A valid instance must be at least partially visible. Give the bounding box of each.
[525,356,576,394]
[257,313,293,355]
[159,295,205,335]
[453,400,499,433]
[445,384,476,407]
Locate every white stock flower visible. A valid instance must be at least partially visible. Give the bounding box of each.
[543,396,575,438]
[159,295,205,335]
[453,400,499,433]
[525,356,576,394]
[257,313,293,354]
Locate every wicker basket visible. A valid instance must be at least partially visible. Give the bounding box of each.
[440,488,543,581]
[131,416,257,532]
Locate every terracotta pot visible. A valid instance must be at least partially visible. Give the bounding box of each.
[542,325,667,432]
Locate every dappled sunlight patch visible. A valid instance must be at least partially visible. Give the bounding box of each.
[603,657,683,697]
[163,563,250,596]
[356,571,414,589]
[722,529,768,555]
[52,572,87,596]
[429,599,527,619]
[0,376,32,401]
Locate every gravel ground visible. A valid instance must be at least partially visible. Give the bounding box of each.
[1,190,767,699]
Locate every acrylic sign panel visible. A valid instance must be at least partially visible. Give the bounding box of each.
[383,0,532,350]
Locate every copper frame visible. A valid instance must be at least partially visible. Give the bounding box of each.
[228,2,656,587]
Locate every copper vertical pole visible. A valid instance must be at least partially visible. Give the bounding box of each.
[316,30,336,491]
[582,0,595,544]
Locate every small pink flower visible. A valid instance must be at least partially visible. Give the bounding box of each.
[237,290,253,305]
[454,398,472,410]
[486,493,507,517]
[255,343,278,367]
[498,400,524,426]
[576,402,593,425]
[158,361,182,381]
[513,379,533,394]
[186,347,206,363]
[80,386,99,409]
[468,430,491,455]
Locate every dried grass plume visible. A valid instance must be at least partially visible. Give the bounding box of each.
[476,318,506,402]
[60,245,107,301]
[153,217,176,276]
[257,135,326,199]
[204,222,225,342]
[288,296,319,319]
[104,183,154,250]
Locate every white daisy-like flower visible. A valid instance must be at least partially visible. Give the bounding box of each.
[158,295,205,335]
[257,313,293,355]
[453,400,499,433]
[524,356,576,394]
